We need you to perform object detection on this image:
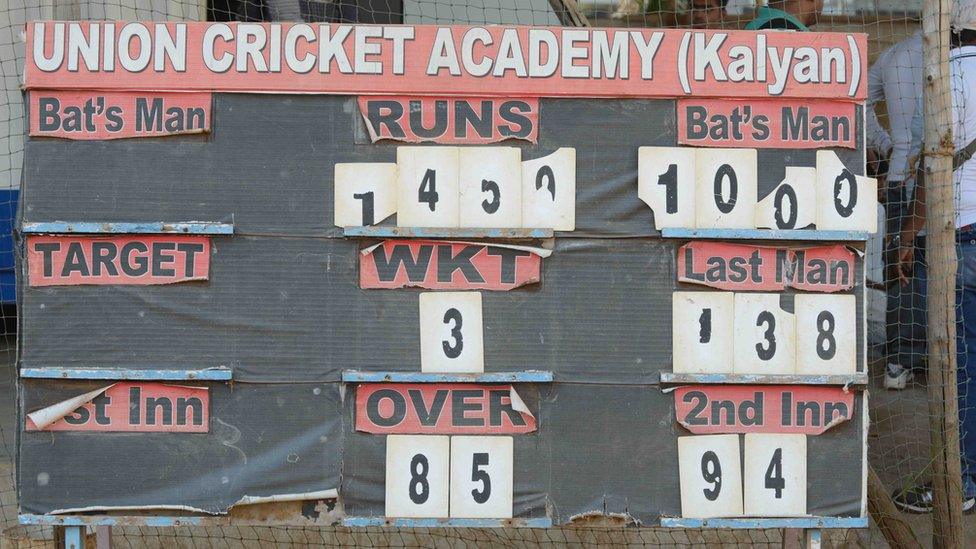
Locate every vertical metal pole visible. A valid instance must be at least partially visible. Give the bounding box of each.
[63,525,83,549]
[803,529,822,549]
[922,0,965,546]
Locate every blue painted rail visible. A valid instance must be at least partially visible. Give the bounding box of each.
[21,221,234,235]
[342,370,553,383]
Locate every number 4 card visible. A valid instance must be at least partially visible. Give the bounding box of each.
[744,434,807,517]
[397,147,460,228]
[678,434,743,518]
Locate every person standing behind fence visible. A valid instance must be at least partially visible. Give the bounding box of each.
[744,0,821,31]
[687,0,728,28]
[893,0,976,513]
[866,32,926,390]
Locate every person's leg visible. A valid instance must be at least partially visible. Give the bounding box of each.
[956,234,976,491]
[893,240,976,512]
[886,184,921,388]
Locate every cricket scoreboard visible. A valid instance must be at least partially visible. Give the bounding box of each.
[17,22,870,528]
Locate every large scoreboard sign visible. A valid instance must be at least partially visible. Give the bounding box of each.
[18,22,871,529]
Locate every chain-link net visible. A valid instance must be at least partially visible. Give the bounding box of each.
[2,0,971,547]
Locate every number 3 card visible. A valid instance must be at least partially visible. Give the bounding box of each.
[678,434,743,518]
[419,292,484,373]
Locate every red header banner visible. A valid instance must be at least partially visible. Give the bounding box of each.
[27,235,210,286]
[677,98,857,149]
[355,383,536,435]
[677,241,855,293]
[358,96,538,144]
[674,384,854,435]
[360,240,542,290]
[26,382,209,433]
[29,91,211,139]
[25,22,866,100]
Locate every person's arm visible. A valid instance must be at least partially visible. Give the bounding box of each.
[864,53,891,156]
[895,95,927,284]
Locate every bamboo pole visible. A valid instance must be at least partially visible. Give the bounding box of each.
[921,0,964,545]
[866,467,921,548]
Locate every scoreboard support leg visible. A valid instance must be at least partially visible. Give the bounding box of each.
[804,529,822,549]
[63,525,83,549]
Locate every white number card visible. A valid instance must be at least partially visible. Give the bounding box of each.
[449,436,514,518]
[744,434,807,517]
[733,293,796,375]
[522,148,576,231]
[419,292,484,373]
[397,146,460,228]
[795,294,857,375]
[459,147,522,229]
[678,434,743,518]
[672,291,734,374]
[385,435,451,518]
[334,162,397,227]
[638,146,697,230]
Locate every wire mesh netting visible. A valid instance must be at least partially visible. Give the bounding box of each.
[2,0,974,547]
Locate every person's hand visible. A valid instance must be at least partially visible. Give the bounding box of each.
[867,147,890,202]
[894,235,915,286]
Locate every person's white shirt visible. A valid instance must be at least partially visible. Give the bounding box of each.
[950,45,976,228]
[909,44,976,229]
[867,32,923,183]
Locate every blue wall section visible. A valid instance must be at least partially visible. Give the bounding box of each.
[0,189,19,304]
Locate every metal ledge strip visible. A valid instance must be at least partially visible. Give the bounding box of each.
[343,227,553,239]
[659,372,868,386]
[21,514,209,527]
[661,228,869,241]
[342,517,553,528]
[660,517,868,529]
[342,370,553,383]
[20,367,233,381]
[21,222,234,235]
